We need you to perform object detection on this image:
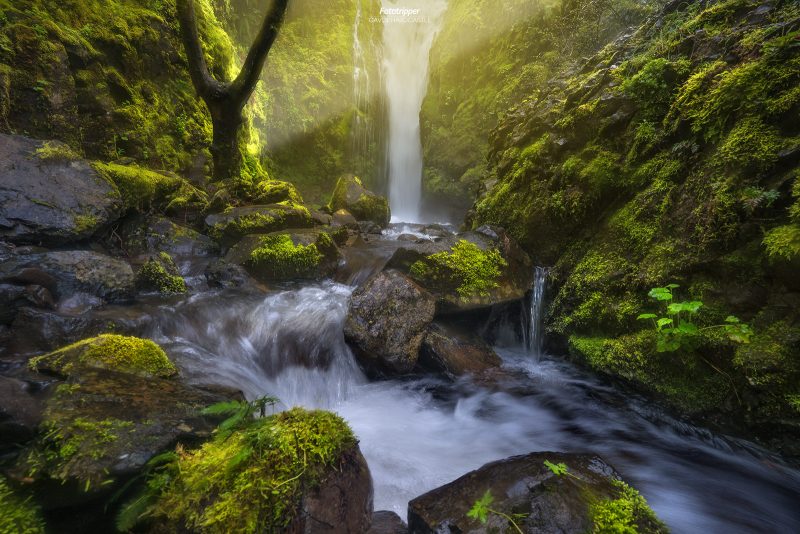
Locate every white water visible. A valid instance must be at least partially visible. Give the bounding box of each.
[351,0,375,177]
[382,0,448,222]
[524,266,548,357]
[147,283,800,533]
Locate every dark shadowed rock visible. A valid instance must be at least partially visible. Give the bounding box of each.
[113,215,219,259]
[344,270,436,376]
[0,250,134,303]
[0,134,122,246]
[368,511,408,534]
[295,447,374,533]
[0,376,43,451]
[408,452,667,534]
[419,323,502,378]
[205,204,313,247]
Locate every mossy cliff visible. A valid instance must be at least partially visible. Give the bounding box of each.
[421,0,663,216]
[470,0,800,453]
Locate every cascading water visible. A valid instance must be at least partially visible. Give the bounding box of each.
[524,266,548,357]
[382,0,448,222]
[144,280,800,532]
[350,0,380,180]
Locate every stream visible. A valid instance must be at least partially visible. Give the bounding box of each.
[138,258,800,533]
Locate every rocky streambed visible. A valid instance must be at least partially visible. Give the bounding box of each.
[1,133,800,532]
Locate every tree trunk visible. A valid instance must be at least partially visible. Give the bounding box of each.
[208,101,244,183]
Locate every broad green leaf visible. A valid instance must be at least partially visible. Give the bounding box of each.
[637,313,657,320]
[666,284,680,289]
[467,490,494,523]
[648,287,673,301]
[676,322,698,335]
[656,318,673,330]
[725,316,740,323]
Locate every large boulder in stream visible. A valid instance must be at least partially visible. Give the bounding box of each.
[344,270,436,376]
[419,322,502,378]
[0,134,122,246]
[329,174,390,227]
[205,203,313,247]
[388,225,533,313]
[225,229,341,282]
[408,452,667,534]
[112,215,219,259]
[14,335,233,509]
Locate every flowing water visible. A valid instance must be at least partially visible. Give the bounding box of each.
[381,0,448,222]
[524,266,548,358]
[144,281,800,534]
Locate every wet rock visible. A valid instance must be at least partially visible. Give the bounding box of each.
[296,446,374,533]
[0,376,43,451]
[205,258,262,289]
[344,270,436,376]
[0,134,122,246]
[358,220,384,235]
[408,452,667,534]
[8,307,113,355]
[332,208,359,229]
[419,323,502,378]
[113,215,219,259]
[310,208,334,226]
[0,250,134,304]
[225,229,341,282]
[369,511,408,534]
[329,174,391,227]
[14,366,229,509]
[205,204,313,247]
[134,252,187,295]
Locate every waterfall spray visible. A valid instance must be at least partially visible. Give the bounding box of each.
[525,267,549,357]
[381,0,447,222]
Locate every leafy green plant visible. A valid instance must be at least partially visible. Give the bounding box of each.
[201,395,280,439]
[467,490,525,534]
[637,284,752,352]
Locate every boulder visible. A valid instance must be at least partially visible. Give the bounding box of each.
[113,215,219,259]
[401,226,533,313]
[368,511,408,534]
[329,175,390,227]
[344,270,436,375]
[0,376,43,451]
[0,250,134,304]
[8,307,114,354]
[0,135,122,246]
[0,283,55,325]
[205,204,313,247]
[332,208,359,229]
[205,258,263,290]
[407,452,667,534]
[419,323,502,378]
[225,229,340,282]
[135,252,187,295]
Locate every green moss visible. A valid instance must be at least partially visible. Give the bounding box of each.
[73,213,98,235]
[136,253,187,294]
[248,234,324,280]
[713,117,784,173]
[251,179,304,205]
[30,334,178,379]
[591,479,667,534]
[145,408,356,533]
[733,320,799,389]
[0,477,45,534]
[34,140,81,162]
[763,225,800,261]
[328,174,389,226]
[93,161,181,212]
[410,240,507,300]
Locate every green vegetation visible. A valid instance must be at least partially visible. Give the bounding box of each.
[410,240,507,299]
[0,477,45,534]
[120,407,356,533]
[30,334,178,379]
[136,252,188,294]
[34,140,81,162]
[248,233,326,280]
[591,480,667,534]
[467,490,525,534]
[328,174,390,226]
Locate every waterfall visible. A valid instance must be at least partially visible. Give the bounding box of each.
[351,0,375,179]
[381,0,448,222]
[525,267,549,357]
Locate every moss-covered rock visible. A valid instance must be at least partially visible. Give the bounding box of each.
[138,408,371,533]
[30,334,178,379]
[135,252,187,295]
[329,174,390,227]
[0,476,45,534]
[225,229,340,282]
[205,203,314,247]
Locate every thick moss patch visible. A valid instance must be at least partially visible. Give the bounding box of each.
[247,232,331,281]
[30,334,178,379]
[0,477,45,534]
[142,408,357,533]
[591,479,667,534]
[135,252,188,294]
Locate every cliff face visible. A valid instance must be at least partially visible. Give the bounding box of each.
[471,0,800,452]
[420,0,660,218]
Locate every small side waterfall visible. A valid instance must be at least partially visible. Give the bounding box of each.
[382,0,448,222]
[351,0,379,180]
[524,267,549,357]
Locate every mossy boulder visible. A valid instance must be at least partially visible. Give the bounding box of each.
[408,452,667,533]
[16,366,232,508]
[30,334,178,379]
[113,215,219,259]
[137,408,372,533]
[329,174,390,227]
[0,476,45,534]
[0,250,135,304]
[250,179,304,205]
[344,270,437,376]
[0,134,122,246]
[135,252,188,295]
[205,204,314,247]
[225,229,340,282]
